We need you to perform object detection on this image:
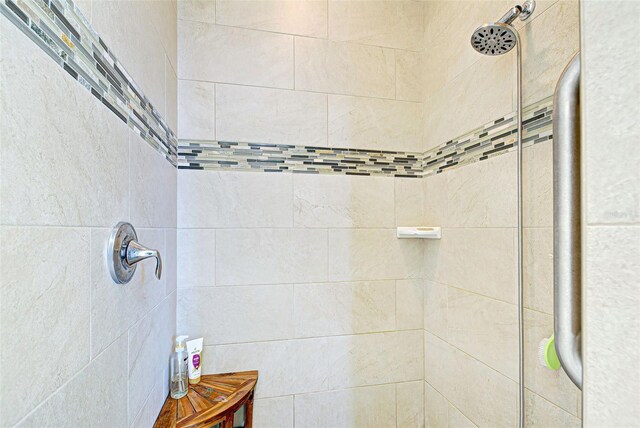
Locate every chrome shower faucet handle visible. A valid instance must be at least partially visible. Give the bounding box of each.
[108,222,162,284]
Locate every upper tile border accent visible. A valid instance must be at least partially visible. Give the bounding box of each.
[1,0,178,165]
[178,141,423,177]
[179,96,554,178]
[1,0,552,176]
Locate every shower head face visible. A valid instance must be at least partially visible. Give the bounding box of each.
[471,23,516,56]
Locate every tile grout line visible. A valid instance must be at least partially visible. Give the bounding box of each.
[178,78,425,105]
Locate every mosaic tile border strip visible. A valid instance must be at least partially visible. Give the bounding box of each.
[1,0,178,165]
[178,142,423,177]
[422,96,553,176]
[178,96,554,177]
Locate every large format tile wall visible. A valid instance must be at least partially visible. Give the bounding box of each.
[176,1,427,426]
[0,0,591,427]
[421,1,582,427]
[0,1,177,426]
[582,1,640,425]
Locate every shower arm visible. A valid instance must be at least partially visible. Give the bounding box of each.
[498,6,522,25]
[499,1,535,24]
[553,53,582,390]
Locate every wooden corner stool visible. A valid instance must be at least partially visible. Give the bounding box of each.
[154,371,258,428]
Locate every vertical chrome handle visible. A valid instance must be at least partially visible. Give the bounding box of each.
[108,222,163,284]
[126,239,162,280]
[553,53,582,389]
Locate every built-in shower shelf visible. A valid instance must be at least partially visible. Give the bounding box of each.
[396,227,441,239]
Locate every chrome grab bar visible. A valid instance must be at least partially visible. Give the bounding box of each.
[552,53,582,389]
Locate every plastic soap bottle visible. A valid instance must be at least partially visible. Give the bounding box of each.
[170,335,189,399]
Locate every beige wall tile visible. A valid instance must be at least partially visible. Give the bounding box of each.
[447,404,477,428]
[294,174,395,228]
[131,377,165,428]
[128,295,176,425]
[327,330,423,389]
[75,0,91,20]
[0,24,129,227]
[396,178,426,227]
[16,336,128,427]
[178,0,216,23]
[422,0,451,43]
[586,133,640,224]
[425,382,448,428]
[328,229,424,282]
[165,229,178,296]
[144,0,178,70]
[424,281,448,340]
[216,0,327,37]
[92,1,167,113]
[130,132,177,229]
[520,0,579,105]
[523,227,553,314]
[396,50,425,102]
[216,84,327,145]
[178,170,293,228]
[178,79,215,140]
[205,338,329,397]
[397,381,425,428]
[0,227,90,426]
[424,228,516,304]
[424,332,517,427]
[423,172,448,226]
[396,279,424,330]
[166,60,178,133]
[585,227,640,424]
[294,281,396,337]
[179,20,294,88]
[421,46,448,104]
[254,396,294,428]
[295,384,396,428]
[523,141,553,228]
[423,1,515,89]
[525,389,581,428]
[295,37,395,98]
[583,1,640,422]
[583,5,640,226]
[446,152,517,228]
[90,228,167,358]
[178,285,293,344]
[328,94,423,152]
[148,0,178,72]
[216,228,328,285]
[423,54,512,152]
[447,287,519,381]
[328,0,423,51]
[523,309,581,416]
[177,229,216,287]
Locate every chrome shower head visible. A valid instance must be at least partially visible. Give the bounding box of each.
[471,22,517,56]
[470,1,535,56]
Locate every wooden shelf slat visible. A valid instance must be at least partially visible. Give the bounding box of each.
[154,371,258,428]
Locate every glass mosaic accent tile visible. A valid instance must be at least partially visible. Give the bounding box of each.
[1,0,178,165]
[421,96,554,177]
[179,96,554,178]
[178,141,423,177]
